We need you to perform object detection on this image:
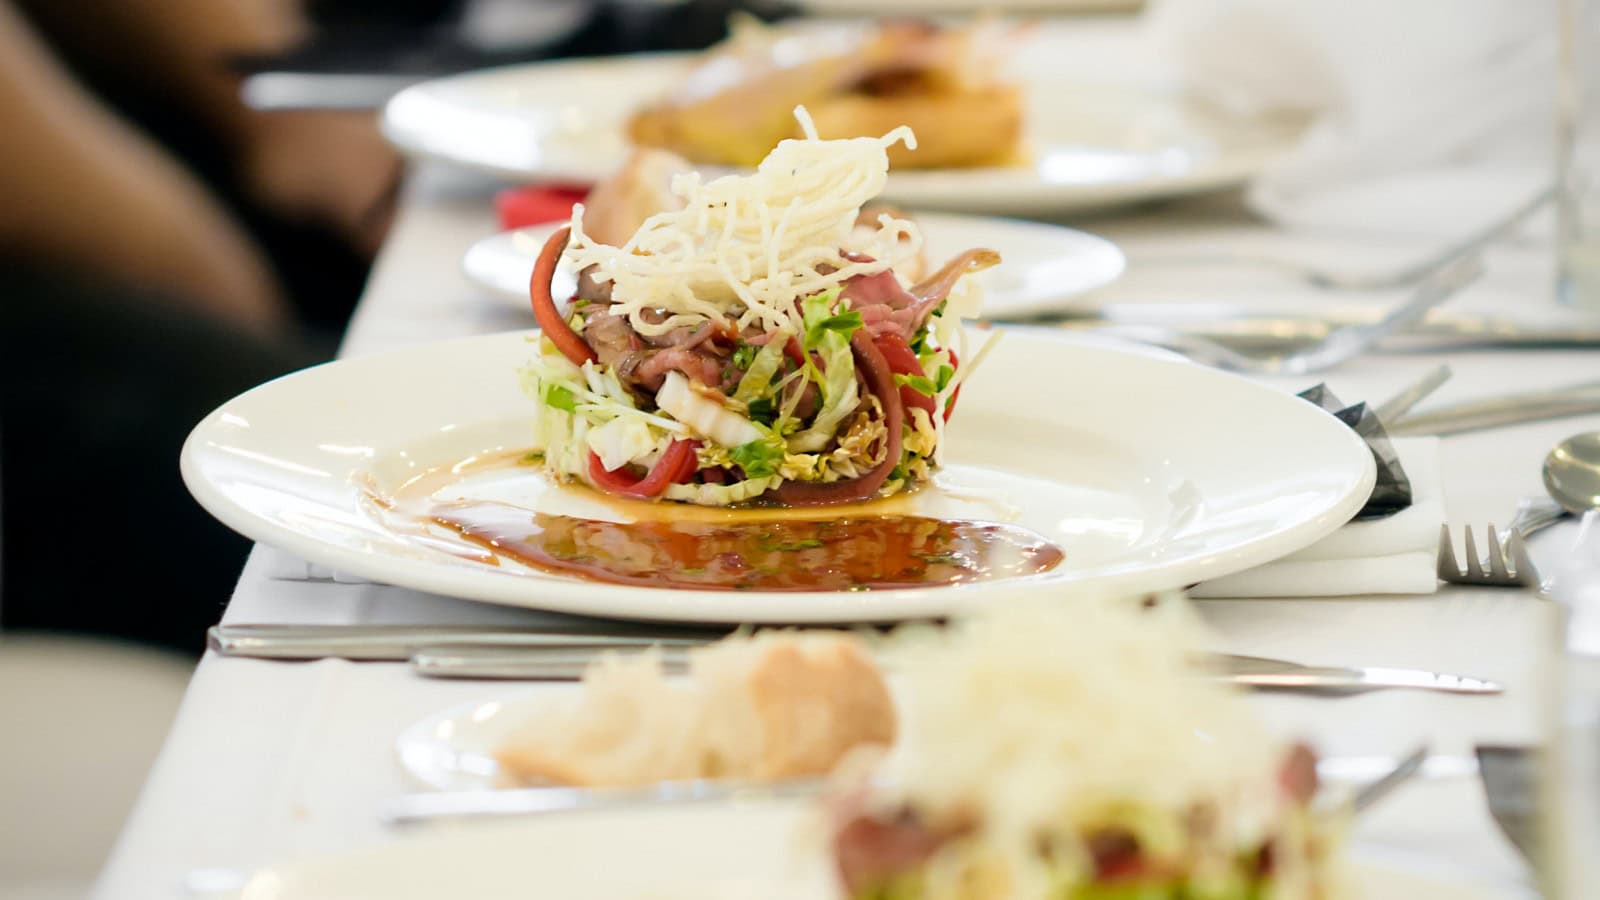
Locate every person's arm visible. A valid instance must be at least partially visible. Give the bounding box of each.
[0,2,288,328]
[25,0,401,254]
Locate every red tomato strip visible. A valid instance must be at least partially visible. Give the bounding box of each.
[529,226,597,367]
[586,440,698,499]
[873,333,936,417]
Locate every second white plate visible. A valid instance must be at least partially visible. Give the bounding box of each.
[464,213,1126,320]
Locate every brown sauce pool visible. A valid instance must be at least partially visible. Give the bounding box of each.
[429,501,1064,592]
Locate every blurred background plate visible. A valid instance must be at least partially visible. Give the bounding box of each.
[381,49,1305,215]
[463,213,1126,318]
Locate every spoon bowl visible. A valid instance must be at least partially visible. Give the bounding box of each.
[1544,431,1600,516]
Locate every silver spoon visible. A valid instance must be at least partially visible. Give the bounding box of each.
[1544,431,1600,516]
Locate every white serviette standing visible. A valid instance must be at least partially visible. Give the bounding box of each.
[1191,437,1441,598]
[1144,0,1554,235]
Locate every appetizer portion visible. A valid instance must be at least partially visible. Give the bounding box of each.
[628,18,1025,170]
[832,599,1344,900]
[522,112,999,506]
[494,632,894,787]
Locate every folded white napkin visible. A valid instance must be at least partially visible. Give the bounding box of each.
[1145,0,1555,232]
[261,550,373,584]
[1190,437,1441,598]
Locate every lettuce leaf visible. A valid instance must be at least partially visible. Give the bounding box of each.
[732,328,793,404]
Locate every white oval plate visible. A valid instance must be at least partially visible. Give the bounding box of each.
[396,693,1472,793]
[464,214,1125,319]
[226,797,1504,900]
[381,51,1304,215]
[180,328,1373,625]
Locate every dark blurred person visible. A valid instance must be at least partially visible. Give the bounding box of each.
[0,0,403,653]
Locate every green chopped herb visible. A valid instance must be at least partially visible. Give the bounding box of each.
[909,326,930,354]
[540,383,578,412]
[730,342,758,371]
[520,451,546,464]
[894,373,937,397]
[801,288,861,350]
[729,437,785,478]
[934,365,955,393]
[747,396,777,426]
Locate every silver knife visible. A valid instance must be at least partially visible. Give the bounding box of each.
[1048,306,1600,350]
[208,623,724,659]
[1388,380,1600,436]
[210,625,1501,695]
[409,645,1502,695]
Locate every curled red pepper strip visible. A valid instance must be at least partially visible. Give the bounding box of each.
[586,439,698,499]
[529,226,598,367]
[943,349,961,423]
[872,333,936,418]
[774,330,904,506]
[673,440,703,484]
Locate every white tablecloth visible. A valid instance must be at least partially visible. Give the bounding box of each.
[94,28,1593,900]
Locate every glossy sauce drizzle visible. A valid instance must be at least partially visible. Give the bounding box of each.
[430,501,1063,592]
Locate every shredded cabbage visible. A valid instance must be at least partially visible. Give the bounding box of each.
[785,328,859,452]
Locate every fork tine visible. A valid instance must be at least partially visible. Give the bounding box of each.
[1437,524,1460,579]
[1486,525,1511,581]
[1464,526,1485,579]
[1509,532,1545,593]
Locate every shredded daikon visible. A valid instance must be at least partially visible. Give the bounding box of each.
[563,107,923,337]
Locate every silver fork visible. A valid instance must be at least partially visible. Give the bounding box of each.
[1098,254,1484,375]
[1437,525,1538,589]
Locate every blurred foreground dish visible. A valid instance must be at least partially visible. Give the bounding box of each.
[628,18,1027,169]
[832,598,1345,899]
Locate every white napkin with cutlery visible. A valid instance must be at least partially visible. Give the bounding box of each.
[1145,0,1555,234]
[1190,437,1442,598]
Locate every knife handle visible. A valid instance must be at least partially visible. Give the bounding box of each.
[208,624,713,661]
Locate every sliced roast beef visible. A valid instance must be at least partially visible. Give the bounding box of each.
[581,307,730,396]
[634,347,725,393]
[840,249,999,343]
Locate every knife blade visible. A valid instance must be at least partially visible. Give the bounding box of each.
[1212,655,1502,695]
